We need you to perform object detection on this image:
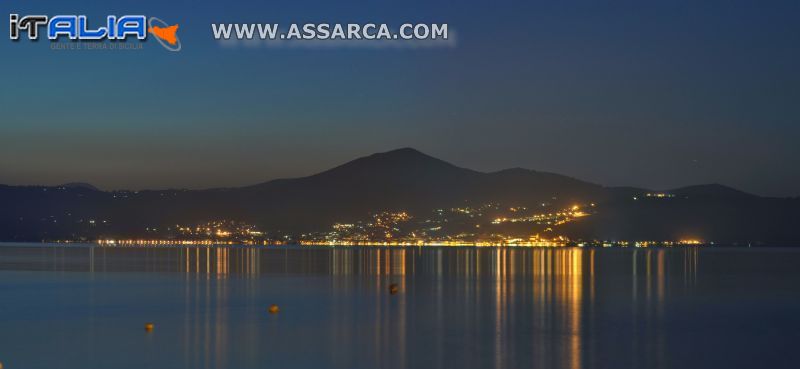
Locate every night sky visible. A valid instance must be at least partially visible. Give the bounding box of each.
[1,0,798,196]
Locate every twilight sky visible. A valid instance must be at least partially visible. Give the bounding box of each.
[1,0,799,196]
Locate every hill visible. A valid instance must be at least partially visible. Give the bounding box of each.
[0,148,797,244]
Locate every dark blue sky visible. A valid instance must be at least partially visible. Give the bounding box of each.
[1,0,799,196]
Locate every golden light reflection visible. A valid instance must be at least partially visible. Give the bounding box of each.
[63,245,705,369]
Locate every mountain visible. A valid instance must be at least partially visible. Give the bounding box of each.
[670,184,755,199]
[235,148,605,229]
[563,185,799,245]
[59,182,101,192]
[0,148,798,245]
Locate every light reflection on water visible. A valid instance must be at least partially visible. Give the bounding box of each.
[0,245,797,369]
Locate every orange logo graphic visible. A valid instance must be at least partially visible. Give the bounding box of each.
[147,17,181,51]
[149,24,179,45]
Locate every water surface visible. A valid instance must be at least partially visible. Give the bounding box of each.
[0,244,799,369]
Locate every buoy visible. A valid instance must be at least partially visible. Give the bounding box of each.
[144,323,155,332]
[268,304,280,314]
[389,283,399,295]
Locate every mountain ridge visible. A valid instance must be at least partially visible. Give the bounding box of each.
[6,148,763,198]
[1,148,796,244]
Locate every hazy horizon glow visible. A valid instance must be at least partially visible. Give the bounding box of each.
[1,0,799,196]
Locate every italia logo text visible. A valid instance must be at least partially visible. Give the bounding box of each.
[9,14,181,51]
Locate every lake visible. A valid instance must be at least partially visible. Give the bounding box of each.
[0,244,799,369]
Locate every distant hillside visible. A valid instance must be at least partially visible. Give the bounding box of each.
[59,182,102,192]
[562,194,800,245]
[0,148,798,244]
[234,148,606,229]
[670,184,756,199]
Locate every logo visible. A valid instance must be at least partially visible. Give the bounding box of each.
[148,17,181,51]
[9,14,181,51]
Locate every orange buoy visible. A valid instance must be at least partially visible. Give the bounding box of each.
[389,283,399,295]
[268,304,280,314]
[144,323,155,332]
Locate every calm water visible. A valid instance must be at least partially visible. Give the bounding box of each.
[0,245,799,369]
